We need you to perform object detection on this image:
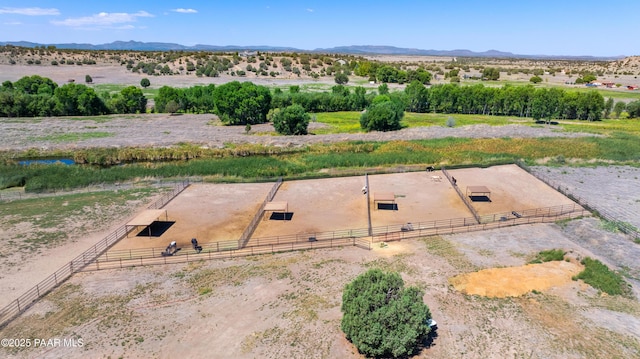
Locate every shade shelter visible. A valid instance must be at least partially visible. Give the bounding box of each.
[466,186,491,201]
[263,201,289,220]
[126,209,168,237]
[373,192,396,210]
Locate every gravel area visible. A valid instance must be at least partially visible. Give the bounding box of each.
[0,114,597,151]
[530,166,640,231]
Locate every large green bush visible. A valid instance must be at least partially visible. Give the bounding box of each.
[213,81,271,125]
[360,98,405,132]
[272,104,310,135]
[341,269,431,358]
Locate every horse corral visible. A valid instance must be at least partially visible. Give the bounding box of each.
[111,164,578,252]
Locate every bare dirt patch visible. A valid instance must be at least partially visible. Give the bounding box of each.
[450,260,583,298]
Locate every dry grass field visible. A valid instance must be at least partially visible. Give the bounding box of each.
[1,46,639,90]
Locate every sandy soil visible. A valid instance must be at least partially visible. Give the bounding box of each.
[451,165,578,216]
[111,182,276,251]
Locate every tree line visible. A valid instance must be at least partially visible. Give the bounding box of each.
[0,75,146,117]
[3,76,640,124]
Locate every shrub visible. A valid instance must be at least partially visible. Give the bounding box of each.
[446,116,456,127]
[341,269,431,358]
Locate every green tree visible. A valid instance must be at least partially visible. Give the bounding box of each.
[360,97,404,132]
[341,269,431,358]
[376,65,399,83]
[111,86,147,114]
[53,83,107,116]
[481,67,500,81]
[378,83,389,95]
[213,81,272,125]
[140,78,151,88]
[529,75,543,84]
[603,97,614,119]
[627,100,640,118]
[405,80,429,113]
[613,101,627,118]
[334,72,349,85]
[14,75,57,95]
[154,86,183,113]
[85,75,93,83]
[272,104,310,135]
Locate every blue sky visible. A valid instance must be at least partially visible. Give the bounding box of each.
[0,1,637,56]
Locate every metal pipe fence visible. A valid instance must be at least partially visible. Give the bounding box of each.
[0,178,198,203]
[85,206,588,272]
[238,177,282,248]
[515,161,640,242]
[0,180,190,328]
[83,237,366,271]
[91,202,587,267]
[441,166,481,223]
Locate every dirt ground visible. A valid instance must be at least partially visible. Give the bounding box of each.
[3,218,640,359]
[109,165,570,251]
[111,182,276,251]
[451,165,578,216]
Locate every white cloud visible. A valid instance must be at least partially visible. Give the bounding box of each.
[51,11,153,27]
[3,21,22,25]
[172,8,197,14]
[0,7,60,16]
[306,8,314,12]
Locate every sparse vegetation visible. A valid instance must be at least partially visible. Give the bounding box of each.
[573,257,632,296]
[529,249,566,264]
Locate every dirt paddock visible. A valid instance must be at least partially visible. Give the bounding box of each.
[111,164,576,252]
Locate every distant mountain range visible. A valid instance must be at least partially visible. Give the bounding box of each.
[0,40,625,60]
